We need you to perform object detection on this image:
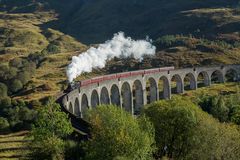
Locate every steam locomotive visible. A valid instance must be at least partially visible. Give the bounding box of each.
[66,66,174,92]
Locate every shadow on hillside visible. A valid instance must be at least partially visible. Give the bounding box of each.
[40,0,238,44]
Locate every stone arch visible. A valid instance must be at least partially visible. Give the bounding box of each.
[171,74,183,94]
[100,87,110,105]
[159,76,170,99]
[184,73,197,90]
[91,90,99,108]
[197,71,210,87]
[121,82,132,113]
[74,98,81,116]
[110,84,120,106]
[146,77,157,104]
[225,68,238,82]
[133,80,143,115]
[81,94,88,118]
[211,70,224,84]
[69,102,73,114]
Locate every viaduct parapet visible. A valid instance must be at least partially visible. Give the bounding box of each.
[62,65,240,118]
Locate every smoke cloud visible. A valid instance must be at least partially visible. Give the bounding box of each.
[67,32,156,82]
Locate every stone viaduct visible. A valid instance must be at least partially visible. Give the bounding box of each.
[62,65,240,118]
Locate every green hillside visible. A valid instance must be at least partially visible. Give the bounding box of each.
[0,0,239,101]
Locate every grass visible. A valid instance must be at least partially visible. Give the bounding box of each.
[0,131,32,160]
[181,82,240,102]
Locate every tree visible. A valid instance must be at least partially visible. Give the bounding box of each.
[0,82,8,97]
[16,71,31,85]
[210,96,229,122]
[0,64,9,79]
[143,96,240,160]
[4,67,17,80]
[143,97,197,159]
[43,43,60,54]
[30,98,73,160]
[230,105,240,125]
[10,79,23,93]
[83,105,155,160]
[0,96,11,110]
[198,95,229,122]
[0,117,9,132]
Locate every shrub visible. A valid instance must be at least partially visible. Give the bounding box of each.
[83,105,155,160]
[28,52,46,66]
[0,96,11,110]
[4,67,17,80]
[0,64,8,79]
[0,117,9,132]
[230,105,240,125]
[210,96,229,122]
[0,82,8,97]
[10,79,23,93]
[22,61,36,74]
[9,57,23,68]
[16,71,31,85]
[42,43,60,54]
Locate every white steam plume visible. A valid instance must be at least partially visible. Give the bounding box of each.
[67,32,156,82]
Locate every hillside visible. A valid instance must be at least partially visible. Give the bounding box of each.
[1,0,239,43]
[0,0,240,102]
[1,1,240,159]
[0,131,31,159]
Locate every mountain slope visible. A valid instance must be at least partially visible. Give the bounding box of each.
[1,0,239,44]
[65,0,238,43]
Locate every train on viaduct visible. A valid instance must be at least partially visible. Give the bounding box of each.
[62,65,240,118]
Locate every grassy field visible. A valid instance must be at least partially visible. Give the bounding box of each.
[0,131,32,160]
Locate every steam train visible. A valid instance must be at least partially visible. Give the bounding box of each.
[66,66,175,92]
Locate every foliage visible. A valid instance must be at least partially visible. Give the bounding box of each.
[28,52,46,67]
[0,117,9,132]
[230,104,240,125]
[143,97,198,159]
[64,140,83,160]
[0,57,36,97]
[0,82,8,97]
[198,95,229,122]
[16,71,31,85]
[0,96,11,110]
[30,98,73,160]
[10,79,23,93]
[0,97,37,132]
[155,34,233,53]
[143,96,240,159]
[0,99,37,131]
[197,91,240,124]
[82,105,155,160]
[42,43,61,54]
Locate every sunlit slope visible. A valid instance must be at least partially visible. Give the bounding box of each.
[0,131,31,160]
